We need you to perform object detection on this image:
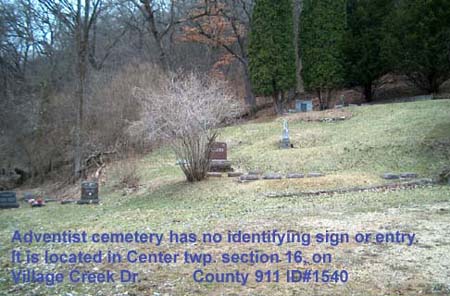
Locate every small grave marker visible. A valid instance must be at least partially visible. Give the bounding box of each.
[280,120,291,149]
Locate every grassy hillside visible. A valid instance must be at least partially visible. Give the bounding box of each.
[1,100,449,295]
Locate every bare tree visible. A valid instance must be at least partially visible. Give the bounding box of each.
[183,0,257,111]
[131,71,242,182]
[127,0,183,70]
[39,0,127,179]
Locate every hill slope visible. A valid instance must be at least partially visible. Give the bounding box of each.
[0,100,449,295]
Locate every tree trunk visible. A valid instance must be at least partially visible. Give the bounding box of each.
[325,88,331,110]
[156,37,169,72]
[74,48,87,180]
[294,0,305,93]
[317,89,324,110]
[243,65,256,113]
[428,73,441,96]
[273,91,284,115]
[363,83,373,102]
[73,1,89,180]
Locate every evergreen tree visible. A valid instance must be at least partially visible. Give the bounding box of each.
[383,0,450,94]
[344,0,393,102]
[248,0,297,114]
[300,0,346,110]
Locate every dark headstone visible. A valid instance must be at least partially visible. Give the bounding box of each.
[307,172,324,178]
[0,191,19,209]
[263,173,283,180]
[209,160,233,172]
[209,142,227,160]
[400,172,418,179]
[382,173,400,180]
[77,181,99,205]
[287,173,305,179]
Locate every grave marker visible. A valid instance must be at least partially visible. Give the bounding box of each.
[0,191,19,209]
[295,100,313,112]
[209,142,227,160]
[280,120,291,149]
[77,181,99,204]
[209,142,232,172]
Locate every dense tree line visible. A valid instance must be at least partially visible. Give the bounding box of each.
[249,0,450,108]
[1,0,449,181]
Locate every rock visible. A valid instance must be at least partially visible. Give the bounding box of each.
[382,173,400,180]
[207,172,222,178]
[287,173,305,179]
[228,172,243,177]
[400,172,418,179]
[263,173,283,180]
[239,174,260,181]
[307,172,324,178]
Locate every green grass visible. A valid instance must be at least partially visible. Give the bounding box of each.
[1,100,450,295]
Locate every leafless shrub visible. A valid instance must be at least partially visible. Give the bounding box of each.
[131,72,243,182]
[87,63,167,155]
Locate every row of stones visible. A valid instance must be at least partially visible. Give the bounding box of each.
[207,171,325,181]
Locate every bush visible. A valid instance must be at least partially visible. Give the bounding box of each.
[131,72,242,182]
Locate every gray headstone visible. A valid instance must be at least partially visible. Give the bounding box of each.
[307,172,324,178]
[400,172,418,179]
[263,173,283,180]
[382,173,400,180]
[287,173,305,179]
[0,191,19,209]
[280,120,290,149]
[23,192,36,201]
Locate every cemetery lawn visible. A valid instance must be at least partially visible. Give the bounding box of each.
[1,100,450,295]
